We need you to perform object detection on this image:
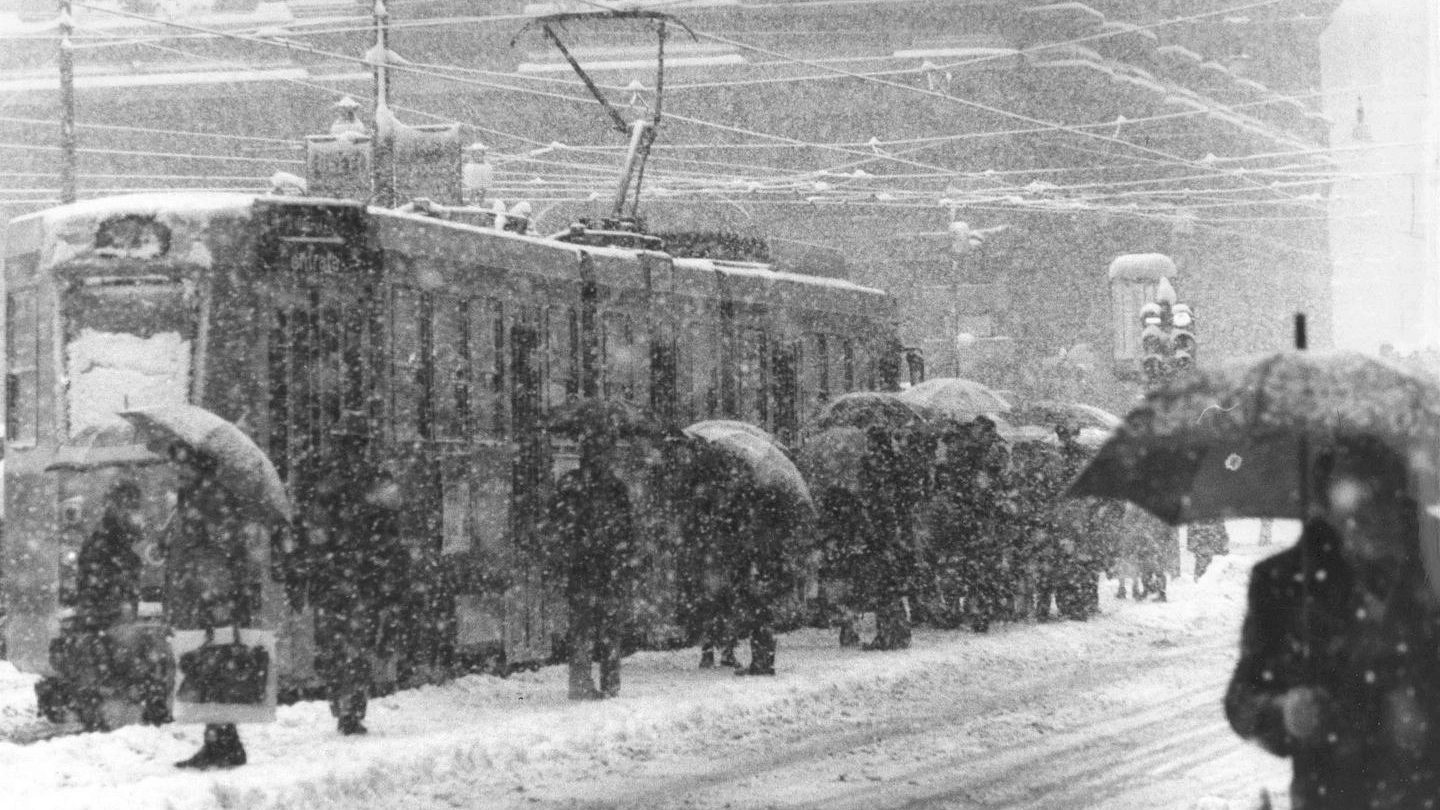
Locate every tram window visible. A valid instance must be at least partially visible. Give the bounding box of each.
[433,297,468,440]
[684,320,719,421]
[841,339,857,392]
[62,280,194,438]
[6,290,38,445]
[441,476,471,555]
[801,333,830,417]
[737,328,768,425]
[468,297,505,438]
[602,312,644,404]
[546,306,579,408]
[392,288,424,441]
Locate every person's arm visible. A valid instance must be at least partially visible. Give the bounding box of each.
[1225,560,1308,756]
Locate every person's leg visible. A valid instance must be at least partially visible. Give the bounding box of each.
[597,599,624,698]
[567,594,600,700]
[176,723,246,769]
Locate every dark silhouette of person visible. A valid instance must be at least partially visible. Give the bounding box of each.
[551,434,641,699]
[306,467,404,735]
[72,479,145,732]
[169,443,268,770]
[1226,437,1440,809]
[727,481,798,676]
[1187,521,1231,581]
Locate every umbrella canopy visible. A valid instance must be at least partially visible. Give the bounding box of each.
[119,404,291,523]
[682,420,813,514]
[46,417,165,472]
[796,426,869,494]
[546,398,660,443]
[1010,400,1121,431]
[1069,350,1440,525]
[809,391,928,432]
[898,377,1012,419]
[685,419,788,453]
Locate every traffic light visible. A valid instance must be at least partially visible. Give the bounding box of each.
[1137,285,1197,386]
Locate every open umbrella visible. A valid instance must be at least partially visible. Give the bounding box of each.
[682,420,813,515]
[546,398,660,442]
[1010,400,1121,431]
[1068,350,1440,525]
[898,377,1012,419]
[46,417,165,472]
[809,391,927,432]
[119,404,291,522]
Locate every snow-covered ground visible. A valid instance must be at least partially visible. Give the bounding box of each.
[0,522,1296,810]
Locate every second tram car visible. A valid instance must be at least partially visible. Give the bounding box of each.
[2,192,902,707]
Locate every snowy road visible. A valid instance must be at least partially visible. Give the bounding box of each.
[0,531,1294,810]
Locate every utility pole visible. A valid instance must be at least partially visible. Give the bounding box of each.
[59,0,76,204]
[370,0,394,207]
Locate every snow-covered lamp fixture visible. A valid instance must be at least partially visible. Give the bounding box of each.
[330,96,367,138]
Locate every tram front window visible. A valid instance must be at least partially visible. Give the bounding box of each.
[63,278,196,436]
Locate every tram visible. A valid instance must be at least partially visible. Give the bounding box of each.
[1,192,903,709]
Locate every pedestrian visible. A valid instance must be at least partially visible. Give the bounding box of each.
[1225,436,1440,809]
[169,443,271,770]
[1186,520,1231,581]
[72,479,145,732]
[727,482,792,676]
[306,467,404,735]
[550,432,642,700]
[857,426,915,650]
[669,437,740,669]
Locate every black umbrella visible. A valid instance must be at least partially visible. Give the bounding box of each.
[1069,350,1440,525]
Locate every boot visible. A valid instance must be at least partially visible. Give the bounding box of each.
[699,648,716,669]
[338,716,368,736]
[176,724,246,769]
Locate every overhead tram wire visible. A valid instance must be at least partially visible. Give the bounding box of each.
[69,2,1030,183]
[685,27,1326,213]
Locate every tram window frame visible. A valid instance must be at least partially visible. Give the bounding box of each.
[5,288,38,446]
[737,327,768,426]
[841,338,857,392]
[433,295,469,442]
[391,287,425,442]
[468,297,506,439]
[685,319,719,421]
[801,332,831,417]
[546,305,579,409]
[601,311,644,404]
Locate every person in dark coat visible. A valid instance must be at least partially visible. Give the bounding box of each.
[856,426,917,650]
[1225,437,1440,809]
[1186,520,1231,581]
[72,479,145,732]
[551,434,642,699]
[306,468,404,735]
[169,443,268,770]
[727,480,802,676]
[669,438,740,669]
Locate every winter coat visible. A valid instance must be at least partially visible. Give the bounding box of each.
[1186,521,1231,557]
[167,477,266,631]
[76,512,143,630]
[1225,519,1440,809]
[307,478,406,651]
[551,466,641,597]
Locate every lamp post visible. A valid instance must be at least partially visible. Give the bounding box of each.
[58,0,76,204]
[1138,277,1197,390]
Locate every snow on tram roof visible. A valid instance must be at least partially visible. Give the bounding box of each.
[16,192,259,228]
[672,257,885,297]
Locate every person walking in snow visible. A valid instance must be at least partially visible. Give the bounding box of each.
[1186,520,1230,581]
[307,466,404,735]
[168,443,269,770]
[1225,437,1440,809]
[551,432,642,699]
[856,426,916,650]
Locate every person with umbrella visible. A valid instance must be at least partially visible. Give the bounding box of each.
[167,442,263,769]
[548,407,646,700]
[1225,436,1440,808]
[117,404,291,770]
[1070,348,1440,808]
